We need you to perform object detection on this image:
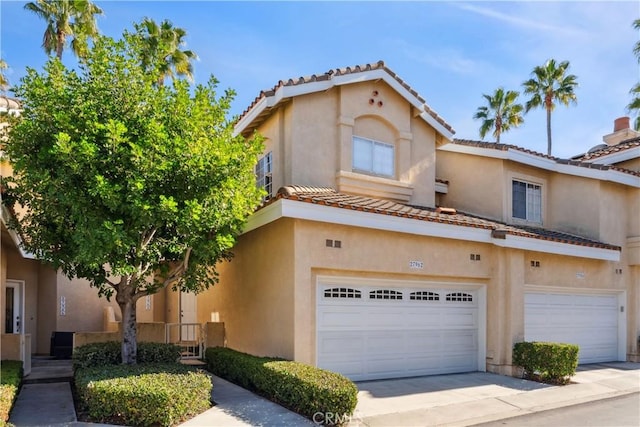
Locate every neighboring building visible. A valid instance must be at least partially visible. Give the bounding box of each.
[2,62,639,383]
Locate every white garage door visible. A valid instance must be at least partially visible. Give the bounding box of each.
[525,292,620,364]
[317,284,480,381]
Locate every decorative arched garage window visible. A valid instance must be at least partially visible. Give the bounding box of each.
[410,291,440,301]
[445,292,473,302]
[323,288,361,299]
[369,289,403,300]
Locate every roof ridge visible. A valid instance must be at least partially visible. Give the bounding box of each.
[236,60,455,135]
[450,139,640,178]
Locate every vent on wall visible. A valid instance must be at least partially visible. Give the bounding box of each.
[530,260,541,268]
[325,239,342,248]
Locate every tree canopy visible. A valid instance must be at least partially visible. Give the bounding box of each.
[3,31,264,363]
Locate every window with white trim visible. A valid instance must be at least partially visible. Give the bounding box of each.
[512,179,542,223]
[255,151,272,200]
[352,136,394,177]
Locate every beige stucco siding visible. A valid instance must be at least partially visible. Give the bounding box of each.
[200,218,296,359]
[254,81,439,207]
[436,151,505,219]
[55,272,120,333]
[290,90,338,188]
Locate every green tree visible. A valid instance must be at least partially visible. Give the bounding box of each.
[628,19,640,130]
[522,59,578,156]
[134,17,198,86]
[24,0,103,60]
[3,32,264,364]
[0,59,8,91]
[473,87,524,143]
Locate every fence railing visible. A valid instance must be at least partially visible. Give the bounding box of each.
[165,323,204,360]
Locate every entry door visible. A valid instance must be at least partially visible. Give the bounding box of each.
[5,280,24,334]
[180,291,197,340]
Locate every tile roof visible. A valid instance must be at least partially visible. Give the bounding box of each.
[238,60,454,135]
[451,139,640,177]
[572,137,640,161]
[272,185,621,251]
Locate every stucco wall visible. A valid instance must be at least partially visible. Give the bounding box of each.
[198,218,296,359]
[436,151,504,219]
[255,81,438,207]
[55,272,120,333]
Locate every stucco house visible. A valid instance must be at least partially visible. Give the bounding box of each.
[2,62,639,382]
[195,61,639,381]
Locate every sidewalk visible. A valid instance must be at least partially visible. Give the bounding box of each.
[8,360,639,426]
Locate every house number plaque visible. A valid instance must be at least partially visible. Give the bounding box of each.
[409,260,424,269]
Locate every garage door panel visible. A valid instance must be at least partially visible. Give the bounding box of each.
[318,284,481,381]
[525,291,620,364]
[366,332,405,354]
[442,311,477,327]
[318,309,367,328]
[317,332,364,357]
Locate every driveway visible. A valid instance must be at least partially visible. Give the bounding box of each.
[349,363,640,426]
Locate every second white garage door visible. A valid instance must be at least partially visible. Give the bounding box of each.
[317,283,482,381]
[525,291,621,364]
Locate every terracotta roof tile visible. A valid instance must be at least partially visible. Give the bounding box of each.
[451,139,640,177]
[239,60,454,135]
[271,185,621,251]
[573,137,640,161]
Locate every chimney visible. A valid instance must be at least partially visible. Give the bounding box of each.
[613,117,630,132]
[603,116,640,146]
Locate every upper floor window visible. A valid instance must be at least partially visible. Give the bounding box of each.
[512,179,541,223]
[352,136,394,178]
[256,151,272,200]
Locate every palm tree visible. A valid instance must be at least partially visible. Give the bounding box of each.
[628,19,640,130]
[522,59,578,156]
[473,88,524,143]
[628,83,640,131]
[0,59,8,91]
[134,18,198,86]
[24,0,103,60]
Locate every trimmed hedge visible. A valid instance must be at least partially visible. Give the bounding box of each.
[75,363,212,427]
[513,341,579,384]
[205,347,357,424]
[0,360,23,426]
[73,341,181,369]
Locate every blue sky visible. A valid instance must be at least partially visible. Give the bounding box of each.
[1,1,639,158]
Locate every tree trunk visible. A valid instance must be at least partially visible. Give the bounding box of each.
[117,287,138,364]
[546,108,552,156]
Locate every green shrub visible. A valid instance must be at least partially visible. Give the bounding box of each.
[513,341,579,384]
[0,360,23,425]
[205,347,357,424]
[75,363,212,427]
[73,342,181,369]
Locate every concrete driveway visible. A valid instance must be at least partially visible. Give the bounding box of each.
[350,363,640,426]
